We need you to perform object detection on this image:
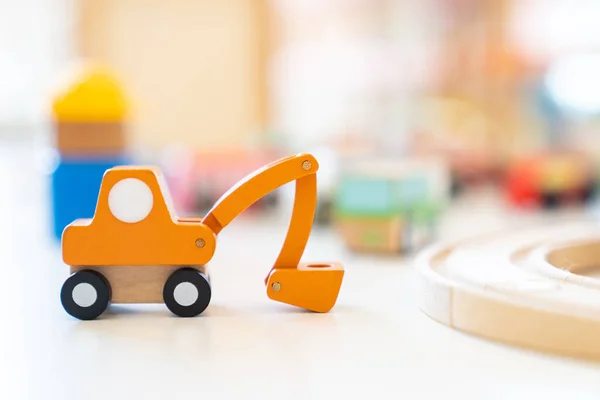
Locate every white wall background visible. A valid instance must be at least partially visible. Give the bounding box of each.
[0,0,75,136]
[269,0,441,151]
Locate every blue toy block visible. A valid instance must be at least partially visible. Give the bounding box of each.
[50,155,129,240]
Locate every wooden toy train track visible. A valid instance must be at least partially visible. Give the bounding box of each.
[416,222,600,361]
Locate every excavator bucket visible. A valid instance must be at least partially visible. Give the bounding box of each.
[265,262,344,313]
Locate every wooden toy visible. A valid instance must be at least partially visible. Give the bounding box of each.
[409,96,508,195]
[56,122,126,155]
[405,0,545,195]
[50,63,130,240]
[416,223,600,361]
[52,65,129,155]
[333,157,449,254]
[504,149,597,209]
[59,153,345,320]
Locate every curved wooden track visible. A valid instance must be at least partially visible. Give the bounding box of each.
[416,222,600,361]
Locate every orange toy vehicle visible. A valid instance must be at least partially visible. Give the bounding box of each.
[59,153,344,320]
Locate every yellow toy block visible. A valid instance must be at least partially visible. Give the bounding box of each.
[52,63,129,123]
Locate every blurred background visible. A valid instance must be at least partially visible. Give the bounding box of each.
[3,0,600,255]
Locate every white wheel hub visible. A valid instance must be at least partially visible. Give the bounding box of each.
[72,283,97,307]
[174,282,198,306]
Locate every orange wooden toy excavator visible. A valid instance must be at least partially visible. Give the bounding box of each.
[59,153,345,320]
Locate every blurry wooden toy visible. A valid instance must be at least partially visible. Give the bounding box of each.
[161,147,281,216]
[407,0,541,196]
[504,149,597,209]
[409,96,509,195]
[59,153,344,320]
[416,222,600,361]
[50,63,130,239]
[333,157,450,254]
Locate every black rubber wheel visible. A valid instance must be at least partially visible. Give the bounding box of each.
[450,177,463,198]
[163,267,211,317]
[581,182,596,203]
[60,269,111,320]
[541,191,560,209]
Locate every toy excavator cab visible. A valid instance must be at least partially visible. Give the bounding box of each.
[62,166,216,267]
[201,153,344,313]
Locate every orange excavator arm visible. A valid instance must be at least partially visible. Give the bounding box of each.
[201,153,344,312]
[202,153,317,270]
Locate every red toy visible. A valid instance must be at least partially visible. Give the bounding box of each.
[504,150,597,208]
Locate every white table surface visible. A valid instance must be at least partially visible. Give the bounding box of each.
[1,141,600,399]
